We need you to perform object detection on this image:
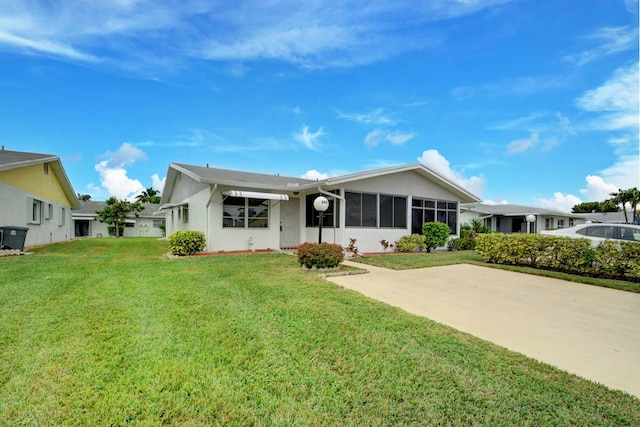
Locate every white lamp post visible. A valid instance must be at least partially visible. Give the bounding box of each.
[526,214,536,234]
[313,196,329,243]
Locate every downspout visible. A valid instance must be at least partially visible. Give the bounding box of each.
[205,184,217,251]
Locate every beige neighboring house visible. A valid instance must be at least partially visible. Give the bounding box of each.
[460,203,589,234]
[159,162,480,253]
[72,201,164,238]
[0,148,80,249]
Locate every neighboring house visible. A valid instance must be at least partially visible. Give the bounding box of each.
[0,148,80,248]
[460,203,588,234]
[159,162,480,253]
[72,201,164,238]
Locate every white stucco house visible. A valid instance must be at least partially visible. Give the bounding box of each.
[72,201,164,238]
[460,203,589,234]
[0,148,80,249]
[159,162,480,253]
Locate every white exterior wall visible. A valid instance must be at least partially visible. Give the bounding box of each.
[300,172,466,253]
[0,183,73,248]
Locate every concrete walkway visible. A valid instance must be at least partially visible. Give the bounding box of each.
[327,261,640,398]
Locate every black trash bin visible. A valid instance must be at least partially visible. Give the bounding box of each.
[0,226,29,253]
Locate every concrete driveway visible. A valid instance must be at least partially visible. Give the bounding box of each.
[327,262,640,398]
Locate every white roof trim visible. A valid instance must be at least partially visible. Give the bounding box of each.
[223,190,289,201]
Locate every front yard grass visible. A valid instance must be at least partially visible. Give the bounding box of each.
[0,239,638,425]
[353,250,640,293]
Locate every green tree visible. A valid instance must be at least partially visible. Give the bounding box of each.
[571,201,618,213]
[96,197,144,238]
[136,187,161,204]
[77,193,92,201]
[422,222,452,253]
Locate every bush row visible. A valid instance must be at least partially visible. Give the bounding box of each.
[168,230,206,255]
[297,242,345,268]
[476,233,640,280]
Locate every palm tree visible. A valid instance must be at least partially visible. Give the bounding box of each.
[628,187,640,224]
[136,187,161,204]
[609,189,632,223]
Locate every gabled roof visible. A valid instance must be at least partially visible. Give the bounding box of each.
[461,203,582,217]
[326,163,480,203]
[72,201,160,217]
[162,162,481,204]
[0,149,81,209]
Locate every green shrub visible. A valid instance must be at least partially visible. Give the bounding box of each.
[168,230,206,256]
[422,222,452,252]
[396,234,426,253]
[448,237,476,251]
[297,242,344,268]
[476,233,640,280]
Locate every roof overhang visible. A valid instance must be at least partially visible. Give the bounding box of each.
[223,190,289,200]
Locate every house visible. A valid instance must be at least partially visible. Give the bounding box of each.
[0,148,80,248]
[159,162,480,253]
[460,203,588,234]
[72,201,164,238]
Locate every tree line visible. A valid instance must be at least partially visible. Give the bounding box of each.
[572,187,640,224]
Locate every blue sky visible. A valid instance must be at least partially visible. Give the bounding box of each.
[1,0,638,212]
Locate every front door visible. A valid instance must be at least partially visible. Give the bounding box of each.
[280,199,299,249]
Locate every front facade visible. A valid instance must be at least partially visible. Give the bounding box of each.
[0,148,80,248]
[460,203,588,234]
[160,163,480,253]
[72,201,164,238]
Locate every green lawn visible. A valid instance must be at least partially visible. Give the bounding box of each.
[1,239,638,425]
[354,250,640,293]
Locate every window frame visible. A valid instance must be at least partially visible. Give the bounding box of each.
[223,197,269,229]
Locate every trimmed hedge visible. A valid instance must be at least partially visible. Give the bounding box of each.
[297,242,345,269]
[168,230,206,256]
[422,222,452,252]
[476,233,640,280]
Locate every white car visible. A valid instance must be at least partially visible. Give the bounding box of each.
[541,223,640,244]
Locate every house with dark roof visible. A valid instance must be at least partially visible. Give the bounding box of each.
[72,201,164,238]
[460,203,589,234]
[159,162,480,253]
[0,148,80,248]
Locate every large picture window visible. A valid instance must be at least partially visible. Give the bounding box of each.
[412,198,457,235]
[223,196,269,228]
[306,192,339,227]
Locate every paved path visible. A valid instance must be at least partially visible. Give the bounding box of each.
[327,262,640,398]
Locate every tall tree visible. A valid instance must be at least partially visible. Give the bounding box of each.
[609,189,632,223]
[629,187,640,224]
[96,197,144,237]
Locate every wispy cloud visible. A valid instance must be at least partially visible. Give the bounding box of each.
[563,26,638,66]
[337,108,397,126]
[0,1,513,74]
[506,133,539,154]
[294,125,324,150]
[364,129,415,147]
[494,111,574,154]
[452,75,568,99]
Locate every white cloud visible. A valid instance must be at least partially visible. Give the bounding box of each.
[94,143,147,200]
[481,199,509,205]
[0,1,512,72]
[300,169,329,181]
[365,129,415,147]
[534,192,583,213]
[506,133,539,154]
[152,174,166,194]
[338,108,396,126]
[417,149,486,197]
[294,125,324,150]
